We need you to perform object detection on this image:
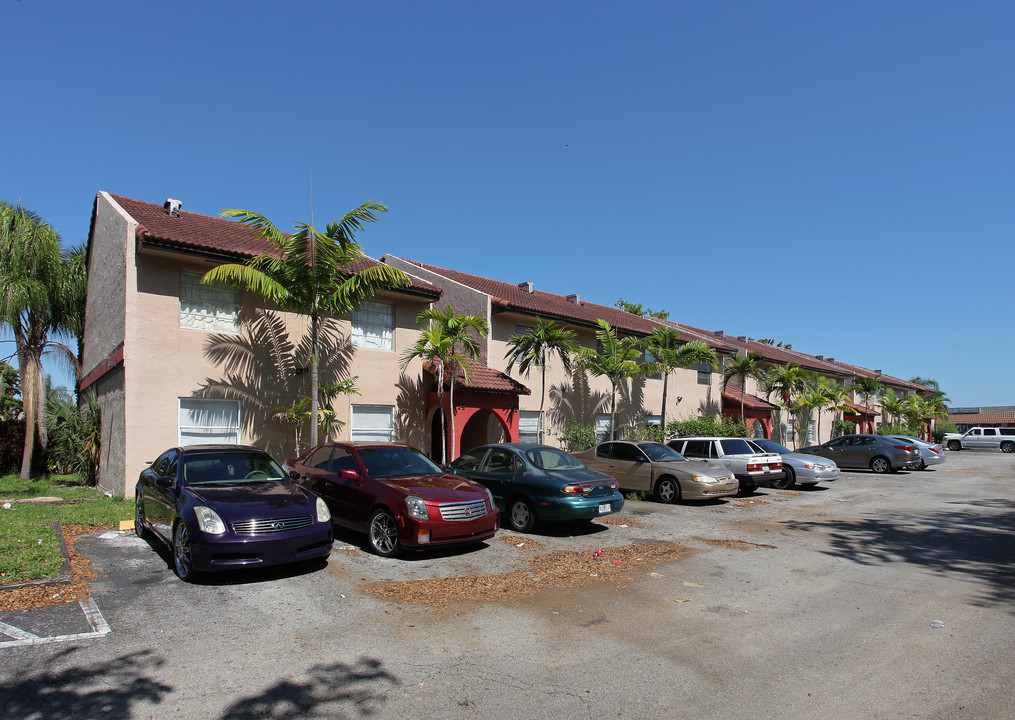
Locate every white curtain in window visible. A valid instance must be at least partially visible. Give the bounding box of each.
[352,302,394,350]
[179,399,240,446]
[351,405,395,442]
[519,411,540,443]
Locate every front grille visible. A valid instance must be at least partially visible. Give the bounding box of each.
[232,515,315,535]
[438,500,488,522]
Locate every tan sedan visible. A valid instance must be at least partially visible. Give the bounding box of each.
[574,441,739,503]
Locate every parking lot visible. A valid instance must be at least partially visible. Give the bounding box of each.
[2,451,1014,719]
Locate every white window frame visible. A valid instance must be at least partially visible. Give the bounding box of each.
[518,411,541,443]
[179,398,241,446]
[351,301,394,351]
[351,404,396,442]
[179,270,240,334]
[696,362,711,385]
[595,414,612,443]
[645,414,662,427]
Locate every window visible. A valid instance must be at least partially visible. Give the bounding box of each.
[596,443,612,458]
[612,443,646,463]
[180,270,239,333]
[179,399,240,446]
[351,405,395,442]
[681,440,709,458]
[483,449,521,473]
[519,411,541,443]
[806,421,815,444]
[595,415,612,443]
[786,417,795,443]
[451,449,486,472]
[514,325,541,366]
[305,446,334,470]
[645,415,662,428]
[751,420,765,438]
[644,350,661,379]
[696,362,711,385]
[351,301,394,350]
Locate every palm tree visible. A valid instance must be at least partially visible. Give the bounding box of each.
[721,351,766,425]
[644,326,718,430]
[575,320,645,441]
[0,202,86,479]
[851,375,885,431]
[764,363,808,446]
[202,202,409,448]
[813,376,851,442]
[504,317,577,444]
[400,305,488,463]
[879,388,907,427]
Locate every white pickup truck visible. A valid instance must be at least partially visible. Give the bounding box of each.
[942,427,1015,453]
[668,436,783,492]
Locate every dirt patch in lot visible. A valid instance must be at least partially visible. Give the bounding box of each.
[362,542,689,607]
[599,515,647,528]
[727,497,771,507]
[495,535,548,551]
[0,525,99,612]
[691,536,777,551]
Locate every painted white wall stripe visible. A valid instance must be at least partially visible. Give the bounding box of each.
[0,599,111,649]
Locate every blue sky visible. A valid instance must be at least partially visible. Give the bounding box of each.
[3,1,1012,405]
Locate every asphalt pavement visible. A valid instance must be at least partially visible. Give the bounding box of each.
[2,450,1013,719]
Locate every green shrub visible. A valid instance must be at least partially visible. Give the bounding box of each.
[551,422,598,452]
[876,422,923,437]
[833,419,856,437]
[625,424,666,442]
[665,414,746,439]
[933,421,957,443]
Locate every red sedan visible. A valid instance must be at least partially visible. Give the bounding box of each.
[286,442,499,557]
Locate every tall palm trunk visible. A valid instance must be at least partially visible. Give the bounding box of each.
[448,366,457,461]
[538,363,547,444]
[660,373,669,431]
[309,311,320,448]
[436,362,447,465]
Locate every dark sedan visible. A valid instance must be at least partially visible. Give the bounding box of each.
[134,445,334,582]
[798,434,921,473]
[448,443,624,532]
[287,442,499,557]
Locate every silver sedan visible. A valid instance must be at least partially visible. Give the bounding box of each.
[747,438,840,489]
[890,436,946,470]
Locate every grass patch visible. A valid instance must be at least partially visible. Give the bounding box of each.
[0,473,130,585]
[623,490,651,502]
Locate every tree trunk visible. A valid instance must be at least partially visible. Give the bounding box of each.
[610,382,617,441]
[309,311,320,449]
[538,363,546,444]
[436,363,446,465]
[18,347,36,480]
[448,363,457,461]
[660,372,669,432]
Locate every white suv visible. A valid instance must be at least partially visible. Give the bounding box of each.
[667,437,783,492]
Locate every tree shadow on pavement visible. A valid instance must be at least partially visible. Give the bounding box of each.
[0,648,171,719]
[782,498,1015,610]
[219,657,397,720]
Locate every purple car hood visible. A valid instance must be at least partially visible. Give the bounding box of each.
[187,481,315,515]
[381,474,486,503]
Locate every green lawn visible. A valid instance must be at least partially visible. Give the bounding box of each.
[0,473,131,585]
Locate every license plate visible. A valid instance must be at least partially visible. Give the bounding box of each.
[598,502,611,514]
[762,466,770,472]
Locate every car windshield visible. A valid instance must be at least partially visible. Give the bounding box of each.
[638,443,686,462]
[357,447,443,479]
[751,438,790,454]
[525,447,584,470]
[183,453,286,485]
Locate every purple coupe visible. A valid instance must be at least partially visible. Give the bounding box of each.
[134,445,334,581]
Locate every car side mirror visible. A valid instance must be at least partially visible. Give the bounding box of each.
[289,470,301,481]
[338,469,361,481]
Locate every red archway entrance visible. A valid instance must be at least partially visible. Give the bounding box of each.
[721,388,777,439]
[425,358,530,462]
[843,402,878,434]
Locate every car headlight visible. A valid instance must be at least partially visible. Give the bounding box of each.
[692,475,719,484]
[316,496,331,523]
[194,505,226,534]
[406,495,429,521]
[483,487,495,509]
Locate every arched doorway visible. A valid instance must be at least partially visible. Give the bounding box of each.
[460,408,508,455]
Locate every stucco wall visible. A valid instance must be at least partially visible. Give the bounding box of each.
[82,193,128,374]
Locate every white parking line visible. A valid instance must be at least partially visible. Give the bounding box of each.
[0,598,111,649]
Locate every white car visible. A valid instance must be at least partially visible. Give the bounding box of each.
[890,436,946,470]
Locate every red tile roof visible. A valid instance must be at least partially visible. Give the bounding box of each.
[106,194,441,297]
[397,259,661,335]
[843,401,879,417]
[722,389,778,411]
[946,412,1015,425]
[428,357,531,395]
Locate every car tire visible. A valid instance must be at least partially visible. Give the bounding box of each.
[134,489,148,539]
[870,456,892,474]
[1001,441,1014,454]
[172,522,197,582]
[368,509,400,557]
[772,467,795,490]
[507,497,536,532]
[947,440,961,451]
[654,476,680,504]
[917,459,927,470]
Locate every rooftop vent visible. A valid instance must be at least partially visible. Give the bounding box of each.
[714,330,725,338]
[164,198,182,217]
[875,369,882,375]
[737,336,747,342]
[518,281,534,293]
[566,293,581,304]
[816,355,824,360]
[827,357,835,362]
